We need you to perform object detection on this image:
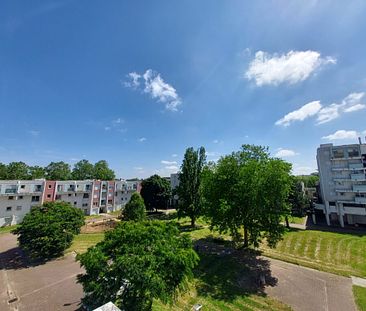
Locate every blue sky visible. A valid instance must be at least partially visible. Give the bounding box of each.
[1,1,366,178]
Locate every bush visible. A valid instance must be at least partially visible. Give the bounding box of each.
[13,201,85,259]
[122,192,146,221]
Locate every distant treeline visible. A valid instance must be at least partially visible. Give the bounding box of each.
[0,160,115,180]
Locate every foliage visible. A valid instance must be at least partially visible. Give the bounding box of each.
[29,165,46,179]
[122,192,146,221]
[45,161,72,180]
[93,160,115,180]
[72,159,95,180]
[176,147,206,227]
[0,162,8,179]
[6,161,30,180]
[202,144,292,248]
[77,221,199,311]
[140,175,171,211]
[288,177,308,216]
[12,201,84,259]
[295,174,319,188]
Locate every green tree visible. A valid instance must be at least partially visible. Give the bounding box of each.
[289,177,307,217]
[29,166,46,179]
[93,160,115,180]
[140,175,171,211]
[122,192,146,221]
[45,161,71,180]
[12,201,84,259]
[176,147,206,227]
[77,221,199,311]
[296,174,319,187]
[0,163,7,179]
[202,145,292,248]
[6,161,30,179]
[72,159,94,180]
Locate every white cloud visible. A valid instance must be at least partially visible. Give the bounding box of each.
[276,92,366,126]
[322,130,359,141]
[171,154,178,158]
[125,69,182,111]
[112,118,124,125]
[275,101,322,126]
[161,160,177,165]
[138,137,146,142]
[317,92,365,124]
[134,167,144,171]
[275,148,298,157]
[292,165,317,175]
[104,126,111,131]
[246,50,336,86]
[165,165,178,170]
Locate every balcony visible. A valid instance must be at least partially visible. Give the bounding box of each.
[355,197,366,204]
[351,173,366,181]
[353,185,366,193]
[349,163,364,170]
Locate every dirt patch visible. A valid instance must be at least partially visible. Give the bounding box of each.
[81,219,119,233]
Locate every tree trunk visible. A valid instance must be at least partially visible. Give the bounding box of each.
[244,227,249,248]
[285,216,290,228]
[191,216,195,228]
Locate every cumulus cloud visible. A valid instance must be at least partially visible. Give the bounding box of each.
[275,101,322,126]
[138,137,146,142]
[161,160,177,165]
[276,92,365,126]
[246,50,336,86]
[124,69,182,111]
[171,154,178,158]
[165,165,178,170]
[322,130,360,140]
[275,148,298,157]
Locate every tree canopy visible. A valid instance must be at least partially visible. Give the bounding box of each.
[72,159,95,180]
[202,144,292,248]
[12,201,84,259]
[45,161,72,180]
[93,160,116,180]
[176,147,206,226]
[140,175,171,211]
[77,221,199,311]
[122,192,146,221]
[6,161,29,180]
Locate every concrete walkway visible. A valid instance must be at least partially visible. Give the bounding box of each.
[352,276,366,288]
[265,257,357,311]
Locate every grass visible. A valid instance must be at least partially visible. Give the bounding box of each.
[67,232,104,254]
[153,251,291,311]
[353,286,366,311]
[288,216,306,225]
[0,225,18,234]
[260,228,366,277]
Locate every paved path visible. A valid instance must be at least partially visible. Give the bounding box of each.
[265,257,357,311]
[0,233,84,311]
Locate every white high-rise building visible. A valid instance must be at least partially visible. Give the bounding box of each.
[315,142,366,227]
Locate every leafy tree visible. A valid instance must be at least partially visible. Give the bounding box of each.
[0,163,7,179]
[13,201,84,259]
[140,175,171,211]
[77,221,198,311]
[202,145,292,248]
[72,159,94,180]
[29,166,46,179]
[288,177,307,217]
[93,160,115,180]
[122,192,146,221]
[295,174,319,188]
[6,161,30,179]
[45,161,71,180]
[176,147,206,227]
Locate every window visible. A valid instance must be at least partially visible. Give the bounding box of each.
[74,201,77,205]
[48,184,52,189]
[115,192,118,196]
[95,186,99,190]
[31,196,40,202]
[8,196,14,200]
[68,193,72,197]
[20,185,25,189]
[18,196,23,200]
[85,185,91,191]
[82,203,88,207]
[35,185,42,192]
[108,199,113,205]
[93,202,98,206]
[6,206,12,211]
[348,148,360,158]
[83,193,89,199]
[16,206,22,211]
[47,194,51,198]
[333,149,344,159]
[55,195,61,200]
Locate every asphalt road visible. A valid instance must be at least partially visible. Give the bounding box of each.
[265,257,357,311]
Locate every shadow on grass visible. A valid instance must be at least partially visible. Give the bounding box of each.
[146,211,178,221]
[193,237,277,302]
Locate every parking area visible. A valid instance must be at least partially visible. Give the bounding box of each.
[0,233,84,311]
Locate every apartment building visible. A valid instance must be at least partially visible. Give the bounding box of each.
[315,142,366,227]
[0,179,140,226]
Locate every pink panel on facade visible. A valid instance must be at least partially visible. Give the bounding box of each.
[44,181,56,202]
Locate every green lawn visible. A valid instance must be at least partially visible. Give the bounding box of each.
[67,232,104,254]
[260,229,366,277]
[289,216,306,225]
[0,225,17,234]
[353,286,366,311]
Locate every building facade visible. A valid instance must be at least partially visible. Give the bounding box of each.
[315,143,366,227]
[0,179,140,226]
